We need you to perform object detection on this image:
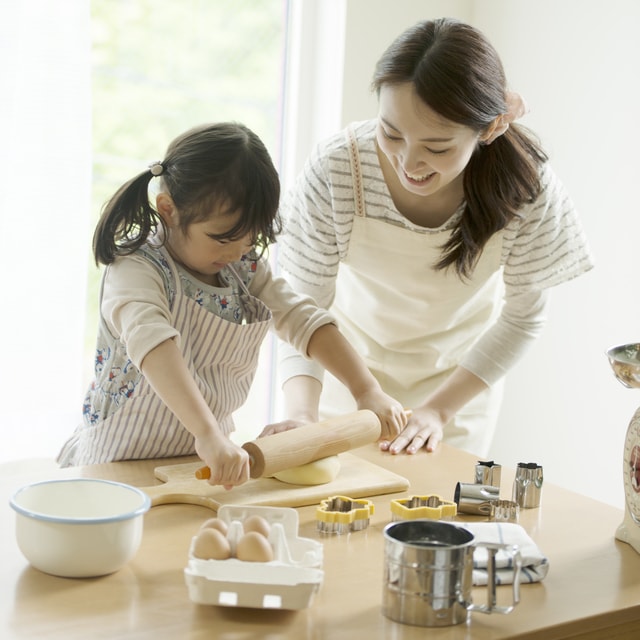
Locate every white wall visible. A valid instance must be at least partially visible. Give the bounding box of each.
[332,0,640,508]
[0,2,92,463]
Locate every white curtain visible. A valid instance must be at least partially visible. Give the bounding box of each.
[0,1,91,461]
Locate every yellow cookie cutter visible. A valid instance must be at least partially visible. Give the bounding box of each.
[390,494,457,521]
[316,496,375,534]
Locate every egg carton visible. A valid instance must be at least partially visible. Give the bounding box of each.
[184,504,324,610]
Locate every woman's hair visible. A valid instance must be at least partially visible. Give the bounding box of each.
[93,122,281,265]
[372,18,547,277]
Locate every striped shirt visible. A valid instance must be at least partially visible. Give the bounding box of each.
[277,119,594,386]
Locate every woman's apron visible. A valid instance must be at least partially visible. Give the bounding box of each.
[58,254,272,466]
[319,128,504,456]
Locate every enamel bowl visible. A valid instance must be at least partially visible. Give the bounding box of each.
[9,478,151,578]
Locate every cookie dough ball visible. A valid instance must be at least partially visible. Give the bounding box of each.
[272,455,340,485]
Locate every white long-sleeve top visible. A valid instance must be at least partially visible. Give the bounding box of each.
[102,244,333,372]
[277,119,594,388]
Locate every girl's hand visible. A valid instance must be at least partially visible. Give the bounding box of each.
[257,419,307,438]
[195,433,251,489]
[354,389,407,441]
[379,406,444,454]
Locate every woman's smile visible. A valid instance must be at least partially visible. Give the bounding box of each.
[403,169,436,185]
[376,83,480,198]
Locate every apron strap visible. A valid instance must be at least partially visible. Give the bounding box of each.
[345,125,366,218]
[226,263,251,296]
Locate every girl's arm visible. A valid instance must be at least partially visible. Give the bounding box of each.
[140,338,250,487]
[251,258,406,439]
[103,257,250,487]
[304,323,407,439]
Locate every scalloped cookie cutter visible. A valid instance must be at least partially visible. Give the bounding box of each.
[316,496,374,534]
[390,494,457,521]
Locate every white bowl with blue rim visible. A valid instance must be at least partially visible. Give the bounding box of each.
[10,478,151,578]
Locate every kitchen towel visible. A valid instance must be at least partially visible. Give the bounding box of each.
[462,522,549,585]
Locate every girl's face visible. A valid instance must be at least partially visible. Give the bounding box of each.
[157,194,253,285]
[376,83,482,198]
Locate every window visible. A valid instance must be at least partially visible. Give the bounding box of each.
[0,0,289,461]
[89,0,289,445]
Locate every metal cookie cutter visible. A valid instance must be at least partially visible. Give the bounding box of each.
[475,460,502,488]
[316,496,374,534]
[454,482,500,516]
[513,462,544,508]
[390,495,457,521]
[490,499,520,523]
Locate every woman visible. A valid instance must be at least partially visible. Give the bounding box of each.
[274,18,593,457]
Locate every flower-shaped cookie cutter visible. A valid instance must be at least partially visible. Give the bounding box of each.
[489,499,520,523]
[316,496,374,534]
[390,494,457,521]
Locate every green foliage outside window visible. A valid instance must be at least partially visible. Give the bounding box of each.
[85,0,286,373]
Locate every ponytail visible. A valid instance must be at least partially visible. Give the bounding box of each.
[93,122,281,267]
[92,169,163,266]
[436,124,547,277]
[372,18,550,279]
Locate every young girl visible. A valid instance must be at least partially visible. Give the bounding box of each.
[57,122,406,487]
[277,18,594,458]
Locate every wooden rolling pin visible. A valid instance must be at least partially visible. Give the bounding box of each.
[195,409,381,480]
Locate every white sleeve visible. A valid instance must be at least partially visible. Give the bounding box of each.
[101,254,179,369]
[461,165,593,386]
[460,287,549,386]
[248,257,335,360]
[501,164,594,291]
[276,140,352,386]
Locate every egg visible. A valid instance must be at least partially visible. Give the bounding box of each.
[236,531,274,562]
[192,527,231,560]
[200,517,228,536]
[242,514,271,537]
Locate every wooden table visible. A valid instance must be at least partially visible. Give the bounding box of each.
[2,443,639,639]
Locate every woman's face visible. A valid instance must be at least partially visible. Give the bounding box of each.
[376,83,481,198]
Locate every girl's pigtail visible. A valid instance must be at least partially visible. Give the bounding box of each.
[93,169,162,266]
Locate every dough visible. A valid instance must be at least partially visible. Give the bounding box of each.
[272,455,341,485]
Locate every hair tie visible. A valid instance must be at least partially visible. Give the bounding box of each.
[482,91,529,145]
[148,161,165,177]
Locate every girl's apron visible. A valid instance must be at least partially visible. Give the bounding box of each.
[319,128,504,456]
[58,254,271,466]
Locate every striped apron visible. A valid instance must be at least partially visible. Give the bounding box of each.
[58,252,272,466]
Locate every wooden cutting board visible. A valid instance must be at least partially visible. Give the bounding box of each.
[140,452,409,512]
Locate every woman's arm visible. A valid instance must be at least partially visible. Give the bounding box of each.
[381,365,488,454]
[386,288,550,454]
[282,375,322,424]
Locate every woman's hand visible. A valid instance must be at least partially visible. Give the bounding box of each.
[354,389,407,441]
[195,432,251,490]
[379,406,444,454]
[378,367,489,455]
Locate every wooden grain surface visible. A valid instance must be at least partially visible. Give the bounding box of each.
[3,444,640,640]
[141,452,410,511]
